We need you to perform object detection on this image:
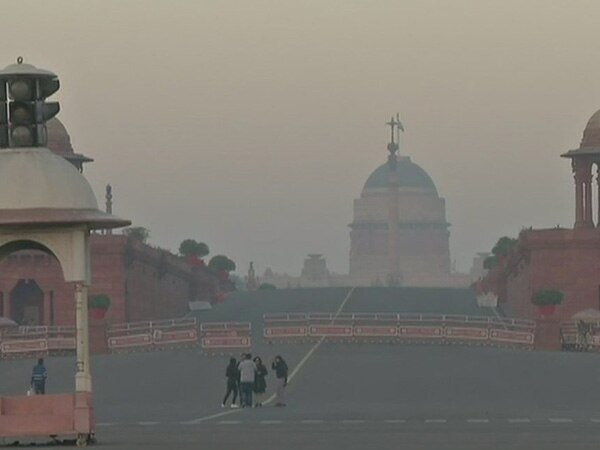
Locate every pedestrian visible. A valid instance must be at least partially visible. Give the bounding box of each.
[31,358,47,395]
[222,357,240,408]
[271,355,288,407]
[253,356,268,407]
[237,353,257,407]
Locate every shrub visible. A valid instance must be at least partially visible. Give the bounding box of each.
[531,289,563,306]
[258,283,277,290]
[88,294,111,310]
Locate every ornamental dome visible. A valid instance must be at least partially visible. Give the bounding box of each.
[0,147,128,229]
[363,157,438,194]
[46,118,93,171]
[581,109,600,148]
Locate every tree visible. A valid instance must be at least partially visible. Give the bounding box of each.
[491,236,517,257]
[208,255,236,273]
[178,239,209,258]
[123,226,150,244]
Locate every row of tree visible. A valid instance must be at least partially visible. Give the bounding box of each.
[122,227,236,273]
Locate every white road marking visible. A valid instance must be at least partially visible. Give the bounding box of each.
[467,419,489,423]
[301,419,325,424]
[137,421,159,426]
[181,410,239,425]
[341,419,365,424]
[591,418,600,423]
[260,420,283,424]
[508,418,531,423]
[263,287,356,406]
[425,419,447,424]
[384,419,406,424]
[183,288,357,424]
[549,418,573,423]
[219,420,242,425]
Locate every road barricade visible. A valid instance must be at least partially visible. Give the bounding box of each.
[489,329,534,345]
[1,339,47,358]
[308,325,353,338]
[200,321,252,354]
[444,327,489,341]
[264,326,308,339]
[353,326,397,337]
[0,326,76,359]
[398,326,444,339]
[107,317,199,353]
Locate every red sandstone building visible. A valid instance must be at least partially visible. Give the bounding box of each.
[0,119,219,327]
[486,110,600,321]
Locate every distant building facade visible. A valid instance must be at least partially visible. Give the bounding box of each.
[484,110,600,321]
[258,120,470,289]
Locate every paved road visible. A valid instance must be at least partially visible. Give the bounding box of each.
[2,288,600,448]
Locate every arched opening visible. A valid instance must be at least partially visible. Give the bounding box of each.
[0,239,60,264]
[0,239,64,325]
[10,279,44,325]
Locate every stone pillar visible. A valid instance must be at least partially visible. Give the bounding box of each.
[387,156,401,285]
[584,170,594,227]
[75,283,92,392]
[597,163,600,228]
[574,159,593,228]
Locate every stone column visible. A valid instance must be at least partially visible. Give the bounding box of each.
[574,159,592,228]
[597,163,600,228]
[584,175,594,227]
[75,283,92,392]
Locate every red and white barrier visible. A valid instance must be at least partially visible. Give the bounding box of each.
[154,329,198,346]
[201,336,251,349]
[353,326,397,337]
[264,326,307,338]
[399,326,444,338]
[1,339,47,355]
[308,325,353,337]
[108,334,153,350]
[489,329,534,345]
[444,327,489,340]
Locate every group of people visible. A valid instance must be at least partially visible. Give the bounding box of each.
[222,353,288,408]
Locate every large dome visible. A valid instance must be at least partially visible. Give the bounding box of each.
[581,109,600,148]
[0,148,97,209]
[363,157,437,193]
[0,147,128,229]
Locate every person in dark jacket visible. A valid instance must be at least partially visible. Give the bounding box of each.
[253,356,268,407]
[271,355,288,407]
[31,358,47,395]
[222,357,240,408]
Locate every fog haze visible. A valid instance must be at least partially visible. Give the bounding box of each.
[3,0,600,276]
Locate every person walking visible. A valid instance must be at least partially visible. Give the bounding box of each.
[237,353,257,407]
[253,356,268,407]
[222,357,240,408]
[271,355,288,407]
[30,358,47,395]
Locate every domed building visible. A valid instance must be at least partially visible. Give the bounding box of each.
[0,118,219,331]
[349,121,460,287]
[485,109,600,340]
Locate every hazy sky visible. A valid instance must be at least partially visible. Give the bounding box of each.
[3,0,600,276]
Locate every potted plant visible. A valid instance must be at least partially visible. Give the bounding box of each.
[88,294,111,320]
[531,289,563,316]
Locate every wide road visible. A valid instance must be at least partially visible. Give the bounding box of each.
[1,288,600,449]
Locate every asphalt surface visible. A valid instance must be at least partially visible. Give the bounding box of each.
[1,287,600,449]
